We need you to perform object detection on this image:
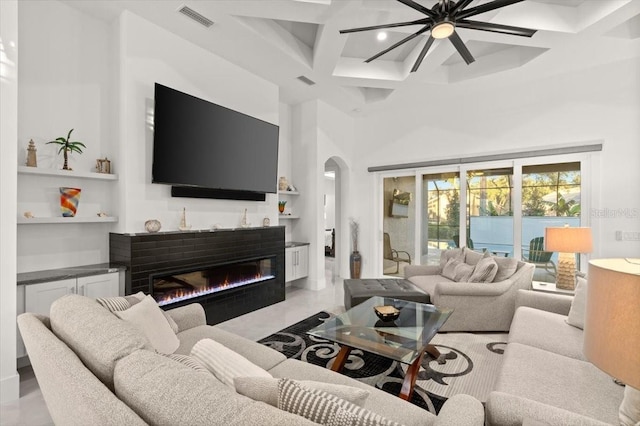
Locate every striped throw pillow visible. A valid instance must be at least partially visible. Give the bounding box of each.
[277,378,402,426]
[468,257,499,283]
[190,338,272,388]
[162,353,209,373]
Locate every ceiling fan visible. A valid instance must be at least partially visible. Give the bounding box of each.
[339,0,537,72]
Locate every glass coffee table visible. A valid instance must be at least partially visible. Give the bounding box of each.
[308,296,453,401]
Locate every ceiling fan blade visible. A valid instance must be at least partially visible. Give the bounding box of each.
[450,0,475,15]
[410,35,435,72]
[396,0,438,19]
[457,0,524,20]
[339,18,431,34]
[449,30,475,64]
[365,26,431,63]
[457,19,536,37]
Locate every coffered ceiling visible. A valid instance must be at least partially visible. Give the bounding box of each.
[62,0,640,114]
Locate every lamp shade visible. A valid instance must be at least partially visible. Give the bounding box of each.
[584,258,640,389]
[544,227,593,253]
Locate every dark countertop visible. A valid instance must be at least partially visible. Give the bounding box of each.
[17,263,126,286]
[285,241,310,248]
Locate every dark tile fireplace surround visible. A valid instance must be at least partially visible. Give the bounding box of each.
[109,227,285,325]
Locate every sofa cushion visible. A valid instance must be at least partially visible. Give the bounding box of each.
[508,307,586,361]
[268,359,433,426]
[492,257,519,282]
[440,248,464,269]
[495,342,623,425]
[463,247,488,266]
[469,257,498,283]
[277,378,402,426]
[175,325,286,371]
[49,294,152,390]
[114,349,315,426]
[234,376,370,408]
[566,276,587,329]
[407,274,455,298]
[114,295,180,354]
[191,338,272,387]
[162,353,209,373]
[442,258,475,282]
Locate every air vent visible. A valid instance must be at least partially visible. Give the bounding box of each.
[178,5,214,28]
[296,76,316,86]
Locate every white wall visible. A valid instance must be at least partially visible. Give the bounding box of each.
[16,0,116,272]
[117,11,279,233]
[353,58,640,275]
[0,0,20,404]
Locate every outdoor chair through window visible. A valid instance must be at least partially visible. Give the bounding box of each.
[383,232,411,275]
[523,236,557,276]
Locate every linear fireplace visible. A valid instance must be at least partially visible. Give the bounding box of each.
[151,256,276,307]
[109,227,285,325]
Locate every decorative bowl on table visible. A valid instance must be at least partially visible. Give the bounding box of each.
[374,305,400,322]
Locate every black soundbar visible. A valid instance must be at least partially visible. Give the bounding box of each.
[171,186,266,201]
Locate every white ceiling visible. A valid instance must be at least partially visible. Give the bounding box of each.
[62,0,640,115]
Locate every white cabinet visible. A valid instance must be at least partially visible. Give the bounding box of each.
[24,273,119,315]
[285,245,309,282]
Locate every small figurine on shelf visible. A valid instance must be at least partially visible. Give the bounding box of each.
[279,177,289,191]
[96,157,111,174]
[178,207,191,231]
[26,139,37,167]
[240,208,250,228]
[23,211,35,219]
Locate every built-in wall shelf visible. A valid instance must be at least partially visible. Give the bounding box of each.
[18,166,118,181]
[279,215,299,220]
[278,191,299,196]
[18,216,118,225]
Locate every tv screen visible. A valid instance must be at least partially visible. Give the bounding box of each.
[152,83,279,196]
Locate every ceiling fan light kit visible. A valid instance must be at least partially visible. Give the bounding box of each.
[431,20,454,39]
[340,0,537,72]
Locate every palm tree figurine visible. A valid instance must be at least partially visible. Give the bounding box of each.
[47,129,86,171]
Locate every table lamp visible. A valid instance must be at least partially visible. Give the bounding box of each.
[544,226,592,290]
[584,258,640,426]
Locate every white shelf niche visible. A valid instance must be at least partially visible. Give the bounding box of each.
[18,166,117,181]
[17,216,118,225]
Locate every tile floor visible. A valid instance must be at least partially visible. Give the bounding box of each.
[0,258,344,426]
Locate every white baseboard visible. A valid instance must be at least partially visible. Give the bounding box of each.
[0,371,20,404]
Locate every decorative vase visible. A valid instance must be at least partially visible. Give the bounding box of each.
[145,219,161,233]
[278,201,286,213]
[350,251,362,279]
[59,187,81,217]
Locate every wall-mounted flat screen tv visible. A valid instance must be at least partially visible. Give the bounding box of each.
[152,83,279,198]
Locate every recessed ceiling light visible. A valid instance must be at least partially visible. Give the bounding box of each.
[377,32,388,41]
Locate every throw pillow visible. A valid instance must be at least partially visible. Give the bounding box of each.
[277,378,401,426]
[463,247,488,266]
[453,262,475,282]
[190,338,272,387]
[234,376,370,408]
[162,353,209,373]
[96,292,180,334]
[492,257,519,282]
[441,258,460,281]
[468,257,498,283]
[439,248,464,270]
[114,295,180,354]
[566,276,587,329]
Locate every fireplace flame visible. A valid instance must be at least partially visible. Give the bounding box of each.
[155,272,275,306]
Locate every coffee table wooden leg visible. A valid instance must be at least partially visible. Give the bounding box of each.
[331,345,352,372]
[400,350,426,401]
[425,344,444,364]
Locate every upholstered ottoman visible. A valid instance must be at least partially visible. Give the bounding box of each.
[343,278,430,309]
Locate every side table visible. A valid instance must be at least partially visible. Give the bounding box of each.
[531,281,575,296]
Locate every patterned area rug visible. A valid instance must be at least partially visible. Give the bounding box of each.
[258,311,506,415]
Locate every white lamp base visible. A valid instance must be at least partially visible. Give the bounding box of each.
[620,385,640,426]
[556,251,576,290]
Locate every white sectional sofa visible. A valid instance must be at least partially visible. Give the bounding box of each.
[486,289,625,425]
[18,293,484,426]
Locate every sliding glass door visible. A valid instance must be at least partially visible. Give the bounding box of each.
[421,172,460,265]
[382,176,415,276]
